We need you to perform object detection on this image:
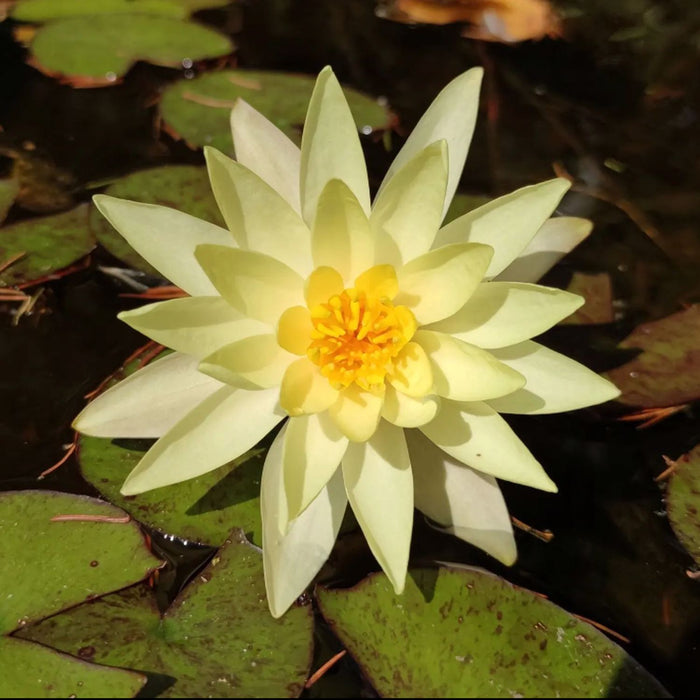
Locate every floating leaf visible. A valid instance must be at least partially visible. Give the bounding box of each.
[605,305,700,407]
[29,14,234,85]
[0,490,161,635]
[160,70,391,152]
[0,637,146,699]
[0,178,19,224]
[0,204,94,286]
[666,444,700,565]
[561,271,614,325]
[89,165,224,275]
[18,533,314,698]
[317,567,667,698]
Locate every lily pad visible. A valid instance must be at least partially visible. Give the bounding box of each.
[0,490,162,635]
[0,637,146,699]
[666,444,700,565]
[561,271,614,325]
[317,568,667,698]
[605,305,700,407]
[159,70,391,152]
[18,533,314,698]
[0,178,19,224]
[29,14,234,85]
[89,165,225,276]
[443,192,491,225]
[0,204,94,286]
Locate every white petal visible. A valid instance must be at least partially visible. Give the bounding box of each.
[92,195,233,297]
[420,399,557,492]
[342,422,413,593]
[120,386,284,494]
[73,352,223,438]
[496,217,593,283]
[300,67,370,225]
[381,385,440,428]
[433,179,570,278]
[407,430,516,565]
[328,384,384,442]
[378,67,483,220]
[231,99,302,215]
[204,147,313,276]
[487,340,621,414]
[426,282,583,349]
[263,431,347,618]
[118,296,269,359]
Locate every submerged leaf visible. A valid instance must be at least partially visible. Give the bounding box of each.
[0,178,19,224]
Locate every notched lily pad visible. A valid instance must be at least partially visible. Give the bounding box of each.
[28,14,234,86]
[18,533,314,698]
[317,567,667,698]
[89,165,224,275]
[666,444,700,565]
[0,204,94,286]
[159,69,391,153]
[605,305,700,407]
[561,271,614,325]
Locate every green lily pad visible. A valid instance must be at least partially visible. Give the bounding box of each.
[0,178,19,224]
[29,14,234,85]
[12,0,229,21]
[0,637,146,699]
[18,533,314,698]
[561,272,614,325]
[666,444,700,565]
[317,568,667,698]
[89,165,225,276]
[0,204,94,286]
[0,490,162,635]
[160,70,391,153]
[605,305,700,407]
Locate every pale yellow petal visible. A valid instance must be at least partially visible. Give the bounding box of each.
[277,305,313,355]
[328,383,384,442]
[354,264,398,300]
[305,266,344,309]
[381,386,440,428]
[279,357,339,416]
[387,341,433,398]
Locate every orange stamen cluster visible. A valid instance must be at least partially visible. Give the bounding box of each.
[308,288,416,392]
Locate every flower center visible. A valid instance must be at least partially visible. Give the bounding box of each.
[307,288,416,392]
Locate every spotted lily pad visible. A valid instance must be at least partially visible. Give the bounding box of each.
[89,165,225,276]
[29,14,234,85]
[605,305,700,407]
[17,533,314,698]
[666,444,700,565]
[160,70,391,152]
[561,272,614,325]
[0,178,19,224]
[0,204,94,286]
[317,568,667,697]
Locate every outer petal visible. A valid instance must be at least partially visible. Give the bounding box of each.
[121,386,284,494]
[312,179,374,283]
[381,385,440,428]
[487,340,621,414]
[199,334,294,389]
[433,179,570,278]
[342,421,413,594]
[371,141,448,267]
[406,430,516,565]
[378,67,483,220]
[195,245,304,324]
[279,358,339,416]
[73,352,222,438]
[414,330,525,401]
[426,282,584,349]
[328,384,384,442]
[300,67,370,225]
[93,195,234,296]
[263,429,347,618]
[420,399,557,492]
[282,413,349,527]
[231,99,302,215]
[496,216,593,283]
[118,296,269,359]
[204,147,313,276]
[395,242,493,325]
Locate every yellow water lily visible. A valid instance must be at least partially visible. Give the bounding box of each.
[74,66,619,617]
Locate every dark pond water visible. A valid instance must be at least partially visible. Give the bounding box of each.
[1,0,700,696]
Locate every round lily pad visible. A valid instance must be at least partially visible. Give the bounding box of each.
[159,69,391,153]
[29,14,234,85]
[89,165,225,275]
[0,178,19,224]
[17,533,314,698]
[0,204,95,286]
[666,444,700,565]
[317,567,667,698]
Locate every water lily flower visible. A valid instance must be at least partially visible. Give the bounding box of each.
[74,66,619,617]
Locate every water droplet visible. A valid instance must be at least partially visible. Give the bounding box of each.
[182,58,193,69]
[105,72,117,82]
